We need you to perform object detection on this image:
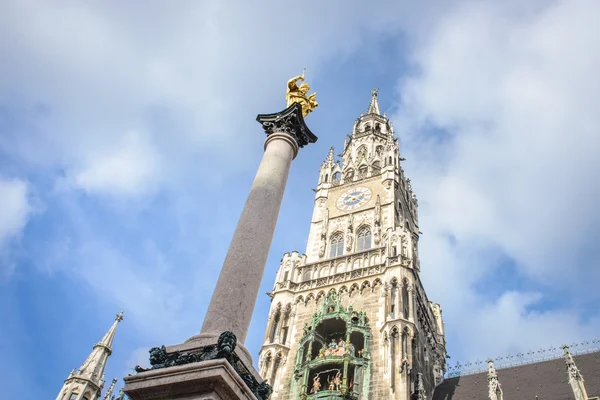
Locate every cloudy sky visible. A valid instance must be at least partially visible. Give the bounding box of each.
[1,0,599,397]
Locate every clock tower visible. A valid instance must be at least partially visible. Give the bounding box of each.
[258,90,447,399]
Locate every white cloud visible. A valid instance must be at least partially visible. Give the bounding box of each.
[73,131,162,197]
[395,0,600,361]
[0,177,32,244]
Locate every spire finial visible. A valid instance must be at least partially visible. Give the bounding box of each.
[367,88,381,115]
[116,311,124,322]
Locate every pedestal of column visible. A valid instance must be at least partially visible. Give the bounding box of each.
[123,103,317,400]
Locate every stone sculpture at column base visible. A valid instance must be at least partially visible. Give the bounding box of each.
[124,332,272,400]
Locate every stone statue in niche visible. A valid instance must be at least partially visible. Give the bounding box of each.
[346,231,353,252]
[318,239,326,258]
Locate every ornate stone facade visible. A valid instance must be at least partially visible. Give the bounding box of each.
[259,90,447,399]
[56,313,124,400]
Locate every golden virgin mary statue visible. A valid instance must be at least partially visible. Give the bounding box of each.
[286,68,318,117]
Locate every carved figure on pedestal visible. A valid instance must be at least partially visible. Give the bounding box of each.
[286,69,318,118]
[334,371,342,390]
[311,375,322,393]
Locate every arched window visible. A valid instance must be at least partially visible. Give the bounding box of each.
[344,169,354,181]
[271,353,282,385]
[324,174,329,182]
[358,165,368,178]
[330,234,344,258]
[390,280,398,317]
[402,329,409,357]
[333,172,341,184]
[303,269,311,282]
[402,282,410,319]
[269,306,281,343]
[372,161,381,175]
[390,328,399,389]
[357,226,371,252]
[389,156,392,165]
[262,352,272,378]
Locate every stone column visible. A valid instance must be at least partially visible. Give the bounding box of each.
[200,103,317,345]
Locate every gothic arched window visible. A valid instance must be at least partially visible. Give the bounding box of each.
[303,269,311,282]
[271,353,282,385]
[330,234,344,258]
[402,281,410,319]
[269,305,281,343]
[357,226,371,252]
[344,169,354,182]
[262,352,272,377]
[390,280,398,317]
[372,161,381,176]
[390,327,399,389]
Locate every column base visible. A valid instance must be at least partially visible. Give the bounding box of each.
[124,359,257,400]
[123,332,271,400]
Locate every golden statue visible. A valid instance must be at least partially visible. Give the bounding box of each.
[286,68,318,117]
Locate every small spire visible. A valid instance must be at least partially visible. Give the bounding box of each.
[103,378,118,400]
[97,312,124,352]
[487,359,503,400]
[562,345,589,400]
[326,147,335,163]
[367,88,381,115]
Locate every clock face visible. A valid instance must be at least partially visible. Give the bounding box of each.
[336,187,372,211]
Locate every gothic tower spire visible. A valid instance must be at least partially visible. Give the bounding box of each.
[260,89,446,399]
[367,88,381,115]
[56,312,124,400]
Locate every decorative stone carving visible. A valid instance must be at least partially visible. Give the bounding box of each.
[134,332,272,400]
[256,103,317,148]
[562,345,588,400]
[487,359,503,400]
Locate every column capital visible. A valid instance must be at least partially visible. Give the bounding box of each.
[257,103,318,149]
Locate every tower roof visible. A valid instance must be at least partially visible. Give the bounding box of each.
[74,312,124,389]
[96,311,124,354]
[367,88,381,116]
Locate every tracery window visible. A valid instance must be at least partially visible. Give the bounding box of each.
[390,280,398,317]
[269,306,281,343]
[330,234,344,258]
[356,226,371,252]
[372,161,381,175]
[271,353,282,385]
[358,165,368,179]
[303,269,312,282]
[402,282,410,319]
[344,169,354,182]
[262,352,272,377]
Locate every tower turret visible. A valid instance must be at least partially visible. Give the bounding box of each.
[56,312,124,400]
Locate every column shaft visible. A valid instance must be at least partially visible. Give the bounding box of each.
[201,132,298,343]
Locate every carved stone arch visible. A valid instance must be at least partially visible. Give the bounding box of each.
[372,278,383,291]
[336,261,346,273]
[338,285,348,295]
[349,283,360,297]
[360,280,371,294]
[295,295,304,305]
[315,290,326,303]
[284,303,292,315]
[327,287,337,296]
[305,292,315,305]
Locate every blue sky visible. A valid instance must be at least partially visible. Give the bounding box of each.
[1,0,599,398]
